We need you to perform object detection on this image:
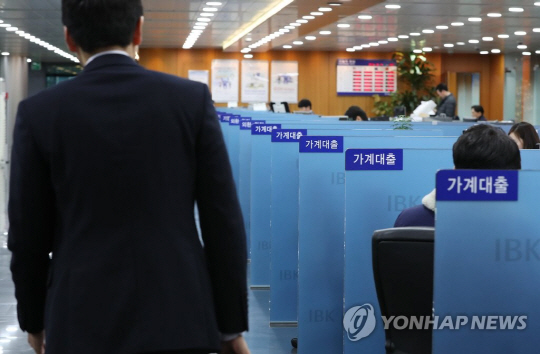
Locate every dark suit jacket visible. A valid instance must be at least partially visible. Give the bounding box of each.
[436,93,456,117]
[8,54,248,353]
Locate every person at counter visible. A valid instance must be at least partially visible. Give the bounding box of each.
[508,122,540,149]
[471,105,487,121]
[344,105,368,121]
[434,83,456,118]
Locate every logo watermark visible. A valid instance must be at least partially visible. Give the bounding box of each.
[343,304,527,341]
[343,304,377,341]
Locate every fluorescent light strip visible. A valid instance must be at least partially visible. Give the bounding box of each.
[223,0,295,49]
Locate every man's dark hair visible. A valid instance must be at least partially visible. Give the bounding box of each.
[298,99,312,109]
[471,105,484,115]
[453,124,521,169]
[344,105,368,121]
[436,83,448,92]
[508,122,540,149]
[62,0,143,53]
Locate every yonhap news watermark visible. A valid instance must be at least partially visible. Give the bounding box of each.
[343,304,528,342]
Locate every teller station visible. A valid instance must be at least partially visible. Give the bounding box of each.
[217,108,540,354]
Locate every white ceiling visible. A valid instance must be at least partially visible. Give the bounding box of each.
[0,0,539,63]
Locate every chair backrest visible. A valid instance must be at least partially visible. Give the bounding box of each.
[372,227,435,354]
[394,105,406,117]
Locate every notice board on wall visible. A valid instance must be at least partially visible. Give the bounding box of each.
[336,59,397,96]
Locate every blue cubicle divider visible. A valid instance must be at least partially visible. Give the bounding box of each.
[342,149,453,354]
[433,170,540,353]
[520,149,540,169]
[227,115,242,187]
[250,124,281,287]
[297,136,457,354]
[269,129,307,325]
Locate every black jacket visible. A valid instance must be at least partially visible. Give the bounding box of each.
[8,54,248,353]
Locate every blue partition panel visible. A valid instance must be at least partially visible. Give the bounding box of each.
[226,115,242,187]
[433,170,540,353]
[343,149,453,354]
[269,129,307,325]
[520,149,540,169]
[298,136,457,354]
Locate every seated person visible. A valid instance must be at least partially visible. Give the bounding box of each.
[298,98,312,112]
[508,122,540,149]
[471,105,487,121]
[394,125,521,227]
[434,83,456,118]
[345,105,368,121]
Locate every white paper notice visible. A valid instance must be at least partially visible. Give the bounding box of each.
[271,61,298,103]
[241,60,269,103]
[188,70,209,86]
[211,59,239,103]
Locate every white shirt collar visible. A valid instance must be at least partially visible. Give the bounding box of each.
[85,50,131,66]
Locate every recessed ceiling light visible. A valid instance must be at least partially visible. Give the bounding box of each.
[303,15,315,19]
[534,28,540,32]
[203,7,218,11]
[311,12,324,16]
[498,34,509,38]
[535,2,540,5]
[338,23,350,28]
[517,44,527,49]
[444,44,454,47]
[197,18,211,22]
[1,52,9,56]
[410,32,420,36]
[436,25,449,30]
[482,37,493,41]
[241,48,251,53]
[413,49,422,53]
[469,39,479,43]
[451,22,464,26]
[194,26,206,30]
[480,51,489,55]
[353,46,363,50]
[509,7,524,12]
[468,17,482,22]
[297,19,308,23]
[244,54,253,59]
[491,49,501,53]
[200,12,214,17]
[290,22,301,26]
[27,58,32,62]
[206,2,222,5]
[346,48,355,52]
[319,7,332,11]
[536,50,540,54]
[523,52,531,55]
[398,35,409,38]
[358,15,372,20]
[328,2,342,6]
[457,42,465,45]
[378,40,388,44]
[422,47,432,52]
[320,30,332,35]
[487,13,502,17]
[305,36,317,40]
[285,25,294,29]
[361,44,371,48]
[385,4,401,9]
[388,37,398,41]
[283,45,292,49]
[0,24,10,27]
[422,29,434,33]
[6,26,18,31]
[369,42,379,46]
[515,31,527,35]
[293,41,303,45]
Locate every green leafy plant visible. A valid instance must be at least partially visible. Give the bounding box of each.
[373,52,436,117]
[393,115,413,130]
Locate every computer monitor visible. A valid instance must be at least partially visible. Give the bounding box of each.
[462,118,478,123]
[370,116,390,121]
[269,101,290,113]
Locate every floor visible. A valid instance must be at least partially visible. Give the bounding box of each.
[0,232,297,354]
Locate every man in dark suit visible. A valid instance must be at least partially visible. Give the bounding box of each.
[435,83,456,118]
[8,1,249,353]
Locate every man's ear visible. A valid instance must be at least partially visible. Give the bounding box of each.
[64,26,78,52]
[133,16,144,46]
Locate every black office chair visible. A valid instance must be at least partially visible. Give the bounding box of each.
[372,227,435,354]
[393,105,406,117]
